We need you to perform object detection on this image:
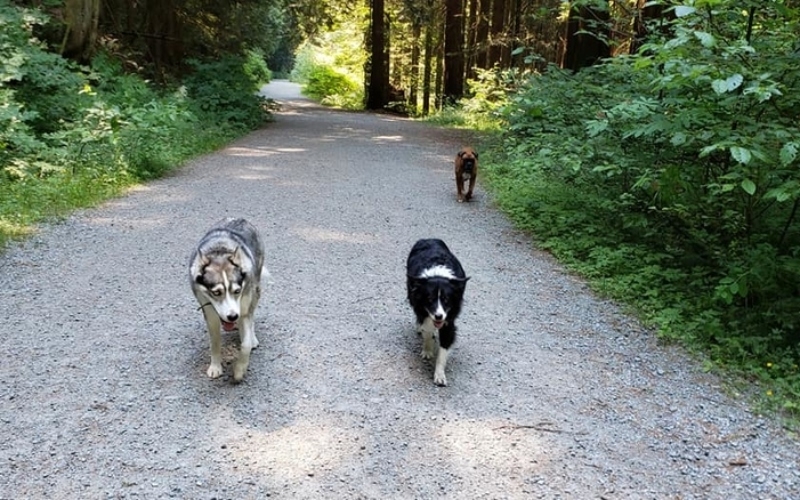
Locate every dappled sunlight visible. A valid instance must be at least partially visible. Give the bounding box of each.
[237,174,274,181]
[436,418,550,487]
[226,146,307,157]
[371,135,404,142]
[294,227,380,244]
[218,420,358,479]
[0,219,34,239]
[86,215,170,230]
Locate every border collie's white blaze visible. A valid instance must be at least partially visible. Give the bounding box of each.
[420,265,456,280]
[406,239,469,386]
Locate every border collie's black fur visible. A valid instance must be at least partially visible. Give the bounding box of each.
[406,239,469,386]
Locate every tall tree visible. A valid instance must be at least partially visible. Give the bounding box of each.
[443,0,465,104]
[630,0,674,55]
[487,0,506,67]
[366,0,389,109]
[474,0,491,69]
[465,0,479,80]
[422,0,436,115]
[61,0,100,63]
[562,1,611,71]
[409,20,422,113]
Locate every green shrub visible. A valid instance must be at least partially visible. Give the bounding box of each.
[243,49,272,86]
[0,3,273,248]
[475,1,800,422]
[305,65,362,108]
[184,56,272,129]
[290,27,365,110]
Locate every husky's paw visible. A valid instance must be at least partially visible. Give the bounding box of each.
[207,363,224,379]
[433,370,448,387]
[233,360,249,382]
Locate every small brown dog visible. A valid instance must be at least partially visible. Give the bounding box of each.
[455,147,478,202]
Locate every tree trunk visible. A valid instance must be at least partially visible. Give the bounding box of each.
[630,0,674,55]
[465,0,479,80]
[475,0,491,69]
[443,0,465,104]
[435,26,444,110]
[62,0,100,63]
[562,3,610,71]
[487,0,505,67]
[509,0,522,68]
[366,0,389,109]
[422,16,438,116]
[142,0,183,80]
[410,22,421,114]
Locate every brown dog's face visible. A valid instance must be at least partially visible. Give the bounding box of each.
[457,148,478,173]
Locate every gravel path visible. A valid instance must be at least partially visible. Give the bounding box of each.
[1,80,798,499]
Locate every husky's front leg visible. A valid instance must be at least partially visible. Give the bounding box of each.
[203,309,224,378]
[233,315,257,382]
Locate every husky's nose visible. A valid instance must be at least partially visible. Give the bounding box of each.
[226,313,239,322]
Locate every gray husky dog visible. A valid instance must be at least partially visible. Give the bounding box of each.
[189,218,265,382]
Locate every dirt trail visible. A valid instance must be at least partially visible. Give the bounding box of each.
[0,80,797,499]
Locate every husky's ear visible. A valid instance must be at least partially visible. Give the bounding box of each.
[230,246,254,274]
[190,252,209,283]
[229,246,242,267]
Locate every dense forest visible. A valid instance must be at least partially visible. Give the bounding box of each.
[3,0,800,421]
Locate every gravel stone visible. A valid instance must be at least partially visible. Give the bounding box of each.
[0,80,798,498]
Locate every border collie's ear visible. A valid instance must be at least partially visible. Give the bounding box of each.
[407,274,426,290]
[450,276,470,287]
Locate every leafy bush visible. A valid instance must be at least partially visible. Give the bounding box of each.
[183,56,272,129]
[243,49,273,86]
[290,26,365,110]
[476,1,800,421]
[305,65,362,108]
[0,3,273,248]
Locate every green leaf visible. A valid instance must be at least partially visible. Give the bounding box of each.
[725,74,743,91]
[699,143,723,158]
[712,74,743,94]
[780,142,798,166]
[711,80,727,94]
[730,146,752,164]
[670,132,687,146]
[674,6,696,17]
[741,179,756,195]
[694,31,716,48]
[585,120,608,137]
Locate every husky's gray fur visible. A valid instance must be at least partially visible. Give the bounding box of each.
[189,218,265,382]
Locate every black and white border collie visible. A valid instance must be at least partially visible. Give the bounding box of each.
[406,238,469,386]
